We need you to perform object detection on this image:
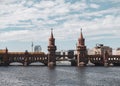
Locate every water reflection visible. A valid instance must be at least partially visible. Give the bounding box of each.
[76,67,87,86]
[0,66,120,86]
[48,67,57,86]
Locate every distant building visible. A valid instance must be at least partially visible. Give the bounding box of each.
[88,44,112,55]
[34,45,42,52]
[116,48,120,55]
[56,51,61,55]
[87,49,94,55]
[56,50,75,56]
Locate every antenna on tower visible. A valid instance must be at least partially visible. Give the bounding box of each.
[31,42,34,52]
[51,28,53,32]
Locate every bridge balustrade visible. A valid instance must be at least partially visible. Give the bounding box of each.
[0,52,48,66]
[107,55,120,64]
[88,55,103,65]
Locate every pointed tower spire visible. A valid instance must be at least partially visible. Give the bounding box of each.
[51,28,54,38]
[80,28,83,39]
[78,28,85,46]
[49,28,55,46]
[5,47,8,53]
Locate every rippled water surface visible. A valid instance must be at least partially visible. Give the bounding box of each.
[0,65,120,86]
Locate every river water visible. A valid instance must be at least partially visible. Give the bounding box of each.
[0,64,120,86]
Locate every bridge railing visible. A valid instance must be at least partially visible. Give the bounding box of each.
[0,51,48,66]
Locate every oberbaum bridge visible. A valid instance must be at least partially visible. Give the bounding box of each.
[0,29,120,67]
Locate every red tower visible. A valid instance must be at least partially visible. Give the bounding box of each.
[77,29,88,66]
[3,47,9,66]
[48,29,57,67]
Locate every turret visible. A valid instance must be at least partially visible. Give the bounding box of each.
[48,29,55,47]
[77,28,88,66]
[78,29,85,46]
[3,47,9,66]
[48,28,57,67]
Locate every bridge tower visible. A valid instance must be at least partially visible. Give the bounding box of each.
[48,29,57,67]
[24,50,29,66]
[77,29,88,66]
[103,51,109,66]
[3,48,9,66]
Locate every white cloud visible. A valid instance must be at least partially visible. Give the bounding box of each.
[0,0,119,45]
[0,0,17,4]
[90,4,100,9]
[0,29,50,42]
[55,14,120,41]
[69,2,88,11]
[90,0,120,3]
[34,1,55,8]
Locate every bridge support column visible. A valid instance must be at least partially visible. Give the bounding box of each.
[113,63,120,66]
[71,60,77,66]
[24,50,29,66]
[48,52,56,67]
[24,62,29,66]
[77,54,88,66]
[3,48,9,66]
[103,51,108,67]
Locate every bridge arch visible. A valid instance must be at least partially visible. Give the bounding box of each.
[9,62,24,66]
[29,62,46,66]
[56,61,71,66]
[28,61,47,66]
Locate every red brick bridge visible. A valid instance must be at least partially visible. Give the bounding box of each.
[0,29,120,66]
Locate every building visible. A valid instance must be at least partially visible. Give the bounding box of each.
[88,44,112,55]
[34,45,42,52]
[116,48,120,55]
[56,50,75,55]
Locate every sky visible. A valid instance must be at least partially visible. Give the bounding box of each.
[0,0,120,52]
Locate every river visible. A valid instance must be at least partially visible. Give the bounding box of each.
[0,64,120,86]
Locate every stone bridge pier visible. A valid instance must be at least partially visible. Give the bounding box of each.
[23,50,29,66]
[103,51,109,66]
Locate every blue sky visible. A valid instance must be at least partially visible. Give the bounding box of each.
[0,0,120,52]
